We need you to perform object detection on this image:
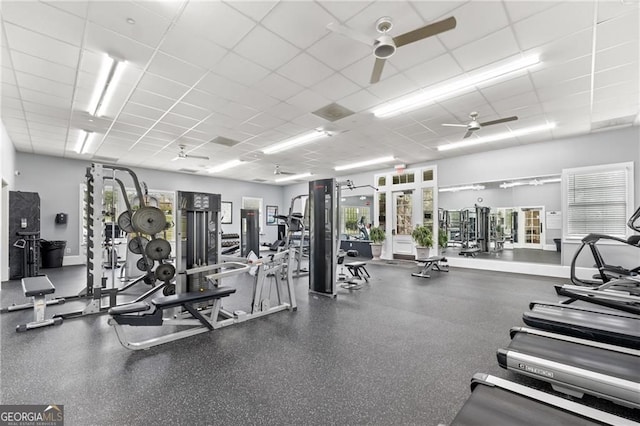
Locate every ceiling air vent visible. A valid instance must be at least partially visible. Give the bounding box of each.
[312,103,354,122]
[252,178,268,183]
[591,114,636,132]
[178,168,198,173]
[210,136,240,147]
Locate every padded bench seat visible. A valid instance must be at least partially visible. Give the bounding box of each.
[22,276,55,297]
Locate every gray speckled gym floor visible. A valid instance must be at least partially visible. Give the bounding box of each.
[1,263,638,425]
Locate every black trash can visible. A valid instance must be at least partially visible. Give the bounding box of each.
[41,240,66,268]
[553,238,561,253]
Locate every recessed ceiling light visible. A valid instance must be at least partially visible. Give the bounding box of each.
[207,159,244,173]
[262,130,330,155]
[334,155,395,171]
[275,172,312,183]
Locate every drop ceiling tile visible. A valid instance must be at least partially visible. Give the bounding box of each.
[170,102,212,122]
[222,101,260,121]
[597,1,640,22]
[234,25,300,71]
[345,1,425,39]
[179,1,255,49]
[154,122,189,137]
[530,56,592,88]
[14,72,73,99]
[252,72,305,101]
[596,11,639,51]
[594,80,639,103]
[85,22,155,69]
[277,53,335,88]
[225,0,278,21]
[128,89,177,111]
[594,62,639,89]
[41,1,89,18]
[120,102,165,121]
[9,51,76,86]
[19,87,73,109]
[228,87,280,110]
[513,2,594,51]
[144,129,176,142]
[3,23,80,68]
[451,27,520,72]
[412,1,467,22]
[247,113,286,129]
[133,0,183,20]
[439,1,509,50]
[1,96,22,111]
[137,72,189,101]
[503,1,561,23]
[2,82,21,99]
[117,112,156,129]
[595,40,639,72]
[403,52,463,88]
[311,73,361,102]
[338,89,384,113]
[196,72,247,100]
[161,112,200,129]
[214,52,270,86]
[180,89,230,112]
[286,89,332,112]
[541,91,590,113]
[536,75,591,102]
[262,2,336,50]
[490,91,540,115]
[147,53,207,86]
[87,1,171,48]
[307,33,370,72]
[480,75,536,103]
[366,72,417,101]
[236,121,265,136]
[268,102,307,122]
[341,55,399,87]
[160,25,227,71]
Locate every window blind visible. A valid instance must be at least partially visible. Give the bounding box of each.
[566,169,628,236]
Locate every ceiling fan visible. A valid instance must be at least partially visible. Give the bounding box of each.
[327,15,457,84]
[172,144,209,161]
[442,112,519,139]
[273,164,295,175]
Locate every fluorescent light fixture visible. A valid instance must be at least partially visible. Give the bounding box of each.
[262,130,330,155]
[207,159,243,173]
[500,177,561,189]
[275,172,312,183]
[88,54,126,117]
[439,184,485,193]
[437,122,555,152]
[373,55,540,118]
[75,130,94,154]
[334,155,395,171]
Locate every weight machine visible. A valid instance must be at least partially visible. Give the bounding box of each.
[55,163,174,319]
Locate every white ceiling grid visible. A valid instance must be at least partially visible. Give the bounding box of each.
[0,0,638,184]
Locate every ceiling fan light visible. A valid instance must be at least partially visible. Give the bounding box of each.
[373,35,396,59]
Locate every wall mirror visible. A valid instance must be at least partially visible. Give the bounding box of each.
[438,174,562,266]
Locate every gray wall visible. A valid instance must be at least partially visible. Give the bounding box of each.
[14,153,284,256]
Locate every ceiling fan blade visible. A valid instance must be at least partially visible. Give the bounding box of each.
[326,22,371,46]
[393,16,457,48]
[281,171,296,175]
[442,123,468,128]
[463,130,474,139]
[370,58,386,84]
[185,154,210,160]
[479,116,519,127]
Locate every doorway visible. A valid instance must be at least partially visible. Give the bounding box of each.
[518,207,544,249]
[392,191,413,257]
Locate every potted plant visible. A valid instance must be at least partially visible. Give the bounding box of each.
[412,225,433,259]
[438,228,448,253]
[368,226,385,260]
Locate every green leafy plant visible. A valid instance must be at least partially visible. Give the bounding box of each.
[412,225,433,248]
[438,229,448,248]
[369,226,386,244]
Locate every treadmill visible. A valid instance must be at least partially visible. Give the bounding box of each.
[450,373,637,426]
[497,327,640,409]
[523,301,640,349]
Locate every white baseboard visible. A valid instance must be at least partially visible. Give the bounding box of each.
[446,257,569,278]
[543,244,558,251]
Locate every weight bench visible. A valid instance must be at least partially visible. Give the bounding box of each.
[342,261,370,290]
[17,276,63,332]
[108,287,237,350]
[412,256,449,278]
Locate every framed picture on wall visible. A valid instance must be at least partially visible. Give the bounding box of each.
[221,201,232,224]
[266,205,278,225]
